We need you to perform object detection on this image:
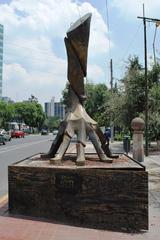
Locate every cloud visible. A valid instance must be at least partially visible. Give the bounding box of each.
[111,0,160,19]
[3,62,67,104]
[87,64,105,83]
[0,0,112,104]
[3,61,105,104]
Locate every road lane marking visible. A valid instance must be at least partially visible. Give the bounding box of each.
[0,139,52,154]
[0,137,53,151]
[0,194,8,205]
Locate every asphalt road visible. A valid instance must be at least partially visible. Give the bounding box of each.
[0,133,54,198]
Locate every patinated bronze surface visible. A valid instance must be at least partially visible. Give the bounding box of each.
[41,13,118,165]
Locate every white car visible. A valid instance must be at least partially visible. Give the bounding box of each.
[0,129,11,141]
[53,130,58,135]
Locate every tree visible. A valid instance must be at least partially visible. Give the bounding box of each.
[61,57,160,139]
[120,58,160,139]
[0,98,45,131]
[0,101,7,127]
[0,101,15,128]
[148,63,160,87]
[85,83,110,126]
[28,94,38,103]
[43,117,61,131]
[148,84,160,142]
[34,103,45,129]
[120,56,145,131]
[61,83,70,111]
[61,82,111,126]
[104,91,125,129]
[14,101,45,129]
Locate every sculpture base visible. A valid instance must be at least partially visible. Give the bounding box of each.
[8,153,148,231]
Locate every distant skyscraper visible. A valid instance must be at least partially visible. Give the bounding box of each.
[0,24,3,99]
[44,97,65,119]
[2,96,14,103]
[50,97,55,117]
[54,102,65,119]
[44,102,51,117]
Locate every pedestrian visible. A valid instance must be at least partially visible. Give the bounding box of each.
[104,128,111,146]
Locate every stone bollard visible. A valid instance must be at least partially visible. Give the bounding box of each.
[131,117,145,162]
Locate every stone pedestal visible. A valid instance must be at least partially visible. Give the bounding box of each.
[131,117,145,162]
[8,153,148,231]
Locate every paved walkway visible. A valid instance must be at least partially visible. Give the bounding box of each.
[0,141,160,240]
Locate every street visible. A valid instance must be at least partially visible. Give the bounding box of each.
[0,134,54,198]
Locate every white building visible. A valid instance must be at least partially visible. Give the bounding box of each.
[44,102,51,117]
[44,97,65,119]
[50,97,55,117]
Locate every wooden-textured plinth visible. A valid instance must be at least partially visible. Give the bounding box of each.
[8,153,148,231]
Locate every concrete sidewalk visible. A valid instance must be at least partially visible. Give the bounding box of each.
[0,142,160,240]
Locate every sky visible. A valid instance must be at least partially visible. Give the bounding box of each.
[0,0,160,106]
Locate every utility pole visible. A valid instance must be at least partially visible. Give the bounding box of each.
[137,5,160,156]
[110,58,114,142]
[110,59,113,90]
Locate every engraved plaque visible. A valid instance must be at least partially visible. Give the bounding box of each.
[55,173,82,194]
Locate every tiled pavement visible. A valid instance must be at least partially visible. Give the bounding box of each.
[0,142,160,240]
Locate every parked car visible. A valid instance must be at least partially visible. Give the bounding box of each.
[0,134,6,145]
[23,128,31,134]
[11,130,25,138]
[41,129,48,135]
[0,129,11,141]
[53,130,58,135]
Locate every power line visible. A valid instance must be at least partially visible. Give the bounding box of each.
[104,2,144,84]
[120,22,143,62]
[105,0,111,59]
[111,23,145,81]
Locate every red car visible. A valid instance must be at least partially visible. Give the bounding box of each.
[11,130,25,138]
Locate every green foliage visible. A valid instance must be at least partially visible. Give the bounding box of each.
[148,112,160,141]
[121,56,146,130]
[114,132,124,141]
[34,103,45,128]
[61,56,160,141]
[0,101,15,128]
[14,101,45,128]
[148,83,160,141]
[103,91,125,129]
[85,83,110,126]
[122,59,160,140]
[61,82,111,126]
[61,83,70,111]
[0,99,45,130]
[148,64,160,87]
[43,117,61,131]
